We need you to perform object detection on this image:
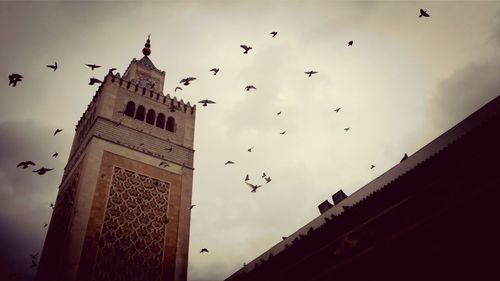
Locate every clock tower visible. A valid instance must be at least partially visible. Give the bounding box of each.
[36,37,196,281]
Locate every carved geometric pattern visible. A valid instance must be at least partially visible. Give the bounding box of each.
[92,166,170,281]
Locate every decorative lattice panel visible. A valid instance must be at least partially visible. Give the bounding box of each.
[92,166,170,281]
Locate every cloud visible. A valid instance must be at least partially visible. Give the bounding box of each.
[0,120,70,280]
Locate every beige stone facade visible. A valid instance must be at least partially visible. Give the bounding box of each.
[36,42,195,281]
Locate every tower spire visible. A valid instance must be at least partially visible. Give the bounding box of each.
[142,34,151,56]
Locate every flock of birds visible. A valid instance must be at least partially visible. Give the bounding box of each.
[5,8,429,275]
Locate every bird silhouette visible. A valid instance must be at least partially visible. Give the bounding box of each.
[265,176,272,183]
[159,161,169,167]
[175,86,182,92]
[17,161,35,169]
[262,172,267,178]
[52,152,58,158]
[165,146,173,152]
[180,77,196,86]
[245,174,250,181]
[334,107,341,112]
[85,64,101,70]
[401,153,409,162]
[344,127,350,131]
[43,223,48,228]
[198,99,216,107]
[189,204,197,210]
[282,236,288,240]
[245,85,256,91]
[89,78,102,85]
[200,248,209,253]
[370,165,375,169]
[209,68,219,75]
[240,45,252,54]
[247,146,254,152]
[50,203,54,208]
[280,131,286,135]
[46,62,57,71]
[108,68,117,74]
[348,40,353,46]
[225,161,235,165]
[33,167,54,175]
[270,31,278,37]
[277,111,282,115]
[246,182,262,193]
[53,128,63,136]
[8,73,23,87]
[305,71,318,77]
[419,9,430,18]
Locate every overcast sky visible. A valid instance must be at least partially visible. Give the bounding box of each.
[1,1,499,280]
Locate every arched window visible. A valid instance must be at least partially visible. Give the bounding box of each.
[146,109,156,125]
[124,101,135,117]
[156,113,166,129]
[135,105,145,121]
[166,117,175,132]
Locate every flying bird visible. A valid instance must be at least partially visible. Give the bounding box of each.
[348,40,353,46]
[53,128,63,136]
[175,86,182,92]
[265,176,272,183]
[209,68,219,75]
[85,64,101,70]
[370,165,375,169]
[89,78,103,85]
[198,99,216,107]
[280,131,286,135]
[419,9,430,18]
[200,248,209,253]
[189,204,197,210]
[246,182,262,193]
[244,85,256,91]
[344,127,350,131]
[270,31,278,37]
[225,161,235,165]
[240,45,252,54]
[43,223,48,228]
[334,107,341,112]
[17,161,35,169]
[245,174,250,181]
[401,153,409,162]
[108,68,117,74]
[46,62,57,71]
[50,203,54,208]
[159,161,169,167]
[262,172,267,178]
[277,111,282,115]
[8,73,23,87]
[305,71,318,77]
[52,152,58,158]
[180,77,196,86]
[33,167,54,175]
[247,146,254,152]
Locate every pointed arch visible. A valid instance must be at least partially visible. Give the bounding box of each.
[124,101,135,117]
[166,117,175,132]
[135,105,145,121]
[156,113,166,129]
[146,109,156,125]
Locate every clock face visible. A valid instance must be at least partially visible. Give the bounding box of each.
[138,78,156,90]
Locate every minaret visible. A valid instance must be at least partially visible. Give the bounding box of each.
[36,37,196,281]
